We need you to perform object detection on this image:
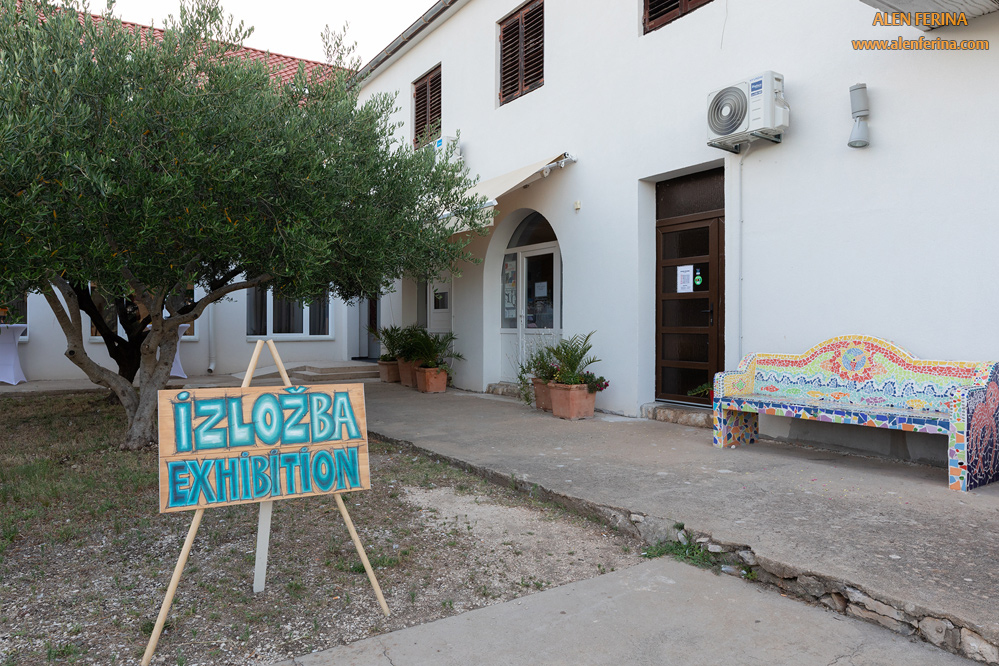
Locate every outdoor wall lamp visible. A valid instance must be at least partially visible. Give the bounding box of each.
[848,83,870,148]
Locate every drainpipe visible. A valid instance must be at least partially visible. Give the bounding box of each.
[736,142,756,362]
[206,302,216,374]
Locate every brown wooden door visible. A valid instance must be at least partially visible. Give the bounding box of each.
[656,210,724,405]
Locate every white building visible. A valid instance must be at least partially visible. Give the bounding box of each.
[355,0,999,457]
[10,1,999,461]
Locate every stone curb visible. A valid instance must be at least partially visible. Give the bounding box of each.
[368,429,999,665]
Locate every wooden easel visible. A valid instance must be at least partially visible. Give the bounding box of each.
[142,340,389,666]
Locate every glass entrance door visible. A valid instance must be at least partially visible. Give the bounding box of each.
[499,245,561,382]
[520,247,559,367]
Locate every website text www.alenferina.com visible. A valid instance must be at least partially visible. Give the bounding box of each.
[854,12,989,51]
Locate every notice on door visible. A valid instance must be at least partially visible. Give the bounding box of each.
[677,265,694,293]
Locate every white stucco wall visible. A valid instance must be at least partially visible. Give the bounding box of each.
[14,291,359,381]
[361,0,999,417]
[16,0,998,422]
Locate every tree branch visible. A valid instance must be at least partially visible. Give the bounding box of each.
[166,273,271,327]
[209,266,244,293]
[42,279,136,404]
[70,281,128,349]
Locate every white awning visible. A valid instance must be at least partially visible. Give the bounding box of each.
[448,152,576,234]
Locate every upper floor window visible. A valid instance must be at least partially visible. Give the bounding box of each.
[499,0,544,105]
[644,0,714,34]
[413,65,442,148]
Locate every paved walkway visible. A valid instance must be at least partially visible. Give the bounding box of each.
[282,382,999,665]
[274,557,968,666]
[9,376,996,663]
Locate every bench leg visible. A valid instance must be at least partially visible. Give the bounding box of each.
[713,405,758,448]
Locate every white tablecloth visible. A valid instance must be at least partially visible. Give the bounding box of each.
[170,324,190,378]
[147,324,190,378]
[0,324,28,385]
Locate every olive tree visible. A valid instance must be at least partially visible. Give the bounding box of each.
[0,0,489,449]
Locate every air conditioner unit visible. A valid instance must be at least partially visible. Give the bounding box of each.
[429,135,461,162]
[707,71,789,153]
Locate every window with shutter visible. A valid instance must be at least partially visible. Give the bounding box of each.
[498,0,544,105]
[644,0,714,34]
[413,65,442,148]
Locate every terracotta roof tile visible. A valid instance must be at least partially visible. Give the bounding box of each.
[16,2,340,85]
[90,14,333,86]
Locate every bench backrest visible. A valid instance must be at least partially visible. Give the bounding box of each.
[745,336,988,414]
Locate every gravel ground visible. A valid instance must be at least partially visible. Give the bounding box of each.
[1,428,643,666]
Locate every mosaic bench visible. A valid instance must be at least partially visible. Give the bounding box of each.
[712,335,999,492]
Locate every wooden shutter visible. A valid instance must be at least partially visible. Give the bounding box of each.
[521,1,544,91]
[428,67,442,134]
[499,13,522,103]
[499,0,543,105]
[413,64,442,148]
[645,0,713,33]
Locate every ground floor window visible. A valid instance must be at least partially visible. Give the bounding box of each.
[246,287,331,338]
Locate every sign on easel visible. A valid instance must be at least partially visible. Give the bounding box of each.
[142,340,388,666]
[157,383,370,512]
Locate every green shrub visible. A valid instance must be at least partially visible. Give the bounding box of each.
[368,325,404,361]
[550,332,600,386]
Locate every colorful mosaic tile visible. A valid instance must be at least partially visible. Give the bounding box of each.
[712,335,999,492]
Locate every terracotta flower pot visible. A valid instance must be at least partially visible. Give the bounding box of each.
[549,383,595,420]
[397,357,421,387]
[415,366,448,393]
[532,377,552,412]
[378,360,401,383]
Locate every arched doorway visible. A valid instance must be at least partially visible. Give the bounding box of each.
[499,212,561,382]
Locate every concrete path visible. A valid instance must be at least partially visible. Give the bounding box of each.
[334,383,998,663]
[10,376,996,663]
[273,557,968,666]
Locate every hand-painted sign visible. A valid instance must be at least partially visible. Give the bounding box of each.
[157,384,369,514]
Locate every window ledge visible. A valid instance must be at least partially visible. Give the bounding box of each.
[245,335,336,342]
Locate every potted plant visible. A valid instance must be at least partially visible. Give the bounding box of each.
[369,325,403,382]
[395,324,424,388]
[517,345,558,411]
[687,382,713,401]
[411,331,465,393]
[548,332,608,420]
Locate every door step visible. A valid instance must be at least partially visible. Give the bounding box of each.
[486,382,522,399]
[290,368,379,383]
[641,402,713,429]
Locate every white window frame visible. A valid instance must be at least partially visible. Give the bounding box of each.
[245,289,335,342]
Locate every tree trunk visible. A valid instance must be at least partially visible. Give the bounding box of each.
[69,283,147,383]
[41,274,269,451]
[121,312,179,451]
[122,379,163,450]
[41,279,179,451]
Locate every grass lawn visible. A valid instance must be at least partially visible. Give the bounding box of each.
[0,391,641,665]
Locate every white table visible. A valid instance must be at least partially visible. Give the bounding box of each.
[0,324,28,385]
[148,324,190,378]
[170,324,190,378]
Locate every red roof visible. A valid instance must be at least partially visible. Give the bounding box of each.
[15,1,338,85]
[92,15,333,86]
